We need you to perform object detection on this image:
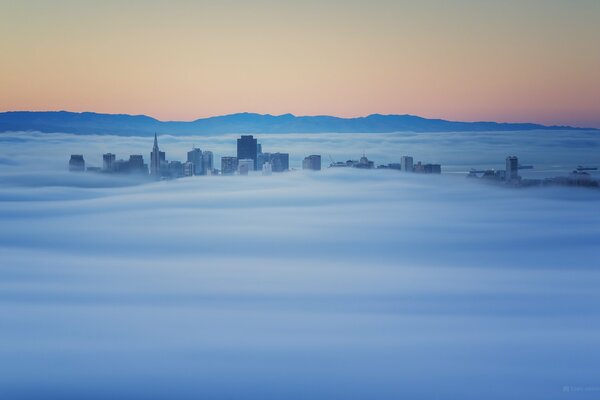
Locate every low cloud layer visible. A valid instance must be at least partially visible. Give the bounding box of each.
[0,131,599,399]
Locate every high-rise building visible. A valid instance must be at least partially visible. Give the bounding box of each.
[400,156,414,172]
[187,148,203,175]
[69,155,85,172]
[221,156,238,175]
[237,135,258,170]
[168,161,184,178]
[202,151,214,175]
[183,161,194,177]
[270,153,289,172]
[103,153,116,172]
[302,155,321,171]
[506,156,519,182]
[238,159,254,175]
[150,133,165,177]
[128,155,148,174]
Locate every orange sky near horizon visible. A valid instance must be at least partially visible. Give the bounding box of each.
[1,0,599,127]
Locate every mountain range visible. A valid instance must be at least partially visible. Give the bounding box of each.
[0,111,593,136]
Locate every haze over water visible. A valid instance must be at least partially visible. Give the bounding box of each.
[0,130,599,399]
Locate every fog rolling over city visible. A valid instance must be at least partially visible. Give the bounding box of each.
[0,130,598,399]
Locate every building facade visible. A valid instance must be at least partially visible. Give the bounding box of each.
[302,155,321,171]
[237,135,258,170]
[221,156,238,175]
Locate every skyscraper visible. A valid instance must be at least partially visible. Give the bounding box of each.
[221,156,238,175]
[202,151,214,175]
[302,155,321,171]
[270,153,289,172]
[103,153,115,172]
[506,156,519,182]
[187,147,203,175]
[69,155,85,172]
[150,133,165,178]
[237,135,258,170]
[400,156,414,172]
[128,155,148,174]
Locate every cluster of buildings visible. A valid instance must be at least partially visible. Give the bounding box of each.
[328,154,441,174]
[68,133,443,178]
[220,135,292,175]
[468,156,599,188]
[69,134,316,178]
[68,136,597,189]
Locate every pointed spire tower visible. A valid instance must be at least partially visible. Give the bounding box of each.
[151,133,161,178]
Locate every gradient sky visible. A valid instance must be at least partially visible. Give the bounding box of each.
[1,0,599,127]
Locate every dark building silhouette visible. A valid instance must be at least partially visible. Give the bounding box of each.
[187,148,203,175]
[202,151,214,175]
[221,156,238,175]
[128,155,148,174]
[401,156,414,172]
[506,156,519,182]
[302,155,321,171]
[103,153,116,172]
[69,155,85,172]
[270,153,289,172]
[413,162,441,174]
[237,135,258,170]
[150,133,165,177]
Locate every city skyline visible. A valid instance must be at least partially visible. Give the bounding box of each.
[1,1,599,128]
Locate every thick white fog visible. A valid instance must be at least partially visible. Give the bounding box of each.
[0,131,600,399]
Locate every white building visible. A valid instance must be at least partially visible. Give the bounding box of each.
[262,162,272,176]
[238,159,254,175]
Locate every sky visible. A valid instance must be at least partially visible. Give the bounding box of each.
[1,0,599,127]
[1,132,600,399]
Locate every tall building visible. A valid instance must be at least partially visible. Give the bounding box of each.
[183,161,195,177]
[238,159,254,175]
[187,148,203,175]
[506,156,519,182]
[270,153,289,172]
[400,156,414,172]
[237,135,258,170]
[103,153,116,172]
[202,151,214,175]
[150,133,165,177]
[128,155,148,174]
[302,155,321,171]
[221,156,238,175]
[69,155,85,172]
[168,161,184,178]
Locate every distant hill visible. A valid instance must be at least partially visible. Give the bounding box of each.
[0,111,593,136]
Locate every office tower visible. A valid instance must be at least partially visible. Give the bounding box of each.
[237,135,258,170]
[187,148,203,175]
[128,155,148,174]
[400,156,414,172]
[262,162,272,176]
[150,133,165,177]
[506,156,519,182]
[302,155,321,171]
[221,156,238,175]
[103,153,116,172]
[168,161,184,178]
[69,155,85,172]
[202,151,214,175]
[270,153,289,172]
[423,163,442,174]
[238,159,254,175]
[183,161,194,177]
